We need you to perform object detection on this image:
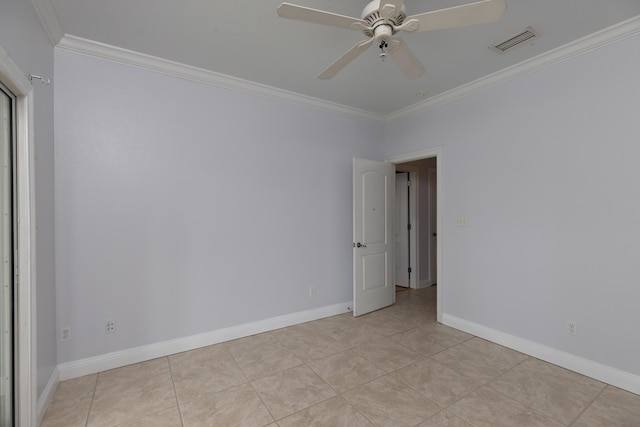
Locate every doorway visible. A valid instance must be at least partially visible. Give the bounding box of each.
[388,148,442,323]
[395,171,410,289]
[395,159,437,287]
[394,167,418,290]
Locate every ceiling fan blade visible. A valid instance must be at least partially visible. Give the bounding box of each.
[387,38,426,79]
[407,0,507,32]
[380,0,405,19]
[277,2,367,30]
[318,38,375,80]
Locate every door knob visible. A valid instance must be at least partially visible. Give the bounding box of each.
[356,242,367,248]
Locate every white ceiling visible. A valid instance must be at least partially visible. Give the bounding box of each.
[37,0,640,116]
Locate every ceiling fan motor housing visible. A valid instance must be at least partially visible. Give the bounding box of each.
[361,0,406,41]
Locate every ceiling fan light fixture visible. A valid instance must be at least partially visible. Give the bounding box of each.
[277,0,507,79]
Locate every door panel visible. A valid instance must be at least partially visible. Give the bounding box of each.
[353,158,394,316]
[363,253,387,291]
[362,171,386,244]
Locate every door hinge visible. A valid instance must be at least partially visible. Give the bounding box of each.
[407,223,412,230]
[13,249,19,285]
[408,267,412,273]
[407,180,411,187]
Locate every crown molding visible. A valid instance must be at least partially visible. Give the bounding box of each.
[45,10,640,123]
[56,35,384,123]
[31,0,64,46]
[385,15,640,121]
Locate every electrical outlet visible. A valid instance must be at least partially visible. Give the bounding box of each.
[567,321,577,336]
[457,216,469,227]
[60,327,71,342]
[105,319,116,334]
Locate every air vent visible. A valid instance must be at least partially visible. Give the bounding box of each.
[491,27,537,53]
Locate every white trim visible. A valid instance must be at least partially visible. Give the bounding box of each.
[385,15,640,121]
[394,165,419,290]
[30,0,64,46]
[426,167,438,287]
[16,92,36,427]
[0,46,37,427]
[443,314,640,395]
[386,147,443,324]
[36,368,58,426]
[57,301,352,381]
[0,49,31,96]
[55,35,383,123]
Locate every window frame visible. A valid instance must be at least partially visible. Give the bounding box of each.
[0,46,37,426]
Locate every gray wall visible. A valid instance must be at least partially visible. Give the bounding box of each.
[383,33,640,376]
[0,0,57,398]
[54,49,385,363]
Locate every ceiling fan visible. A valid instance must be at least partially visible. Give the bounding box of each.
[277,0,507,79]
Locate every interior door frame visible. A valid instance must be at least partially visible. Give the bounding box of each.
[394,165,418,289]
[0,46,37,426]
[387,147,443,323]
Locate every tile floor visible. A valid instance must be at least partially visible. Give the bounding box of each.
[41,287,640,426]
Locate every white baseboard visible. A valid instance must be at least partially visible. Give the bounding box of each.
[57,301,352,381]
[37,367,59,426]
[442,314,640,395]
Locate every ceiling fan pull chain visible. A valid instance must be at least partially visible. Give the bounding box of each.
[379,40,388,61]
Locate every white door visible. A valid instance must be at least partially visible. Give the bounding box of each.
[428,168,437,285]
[353,158,395,316]
[395,172,409,287]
